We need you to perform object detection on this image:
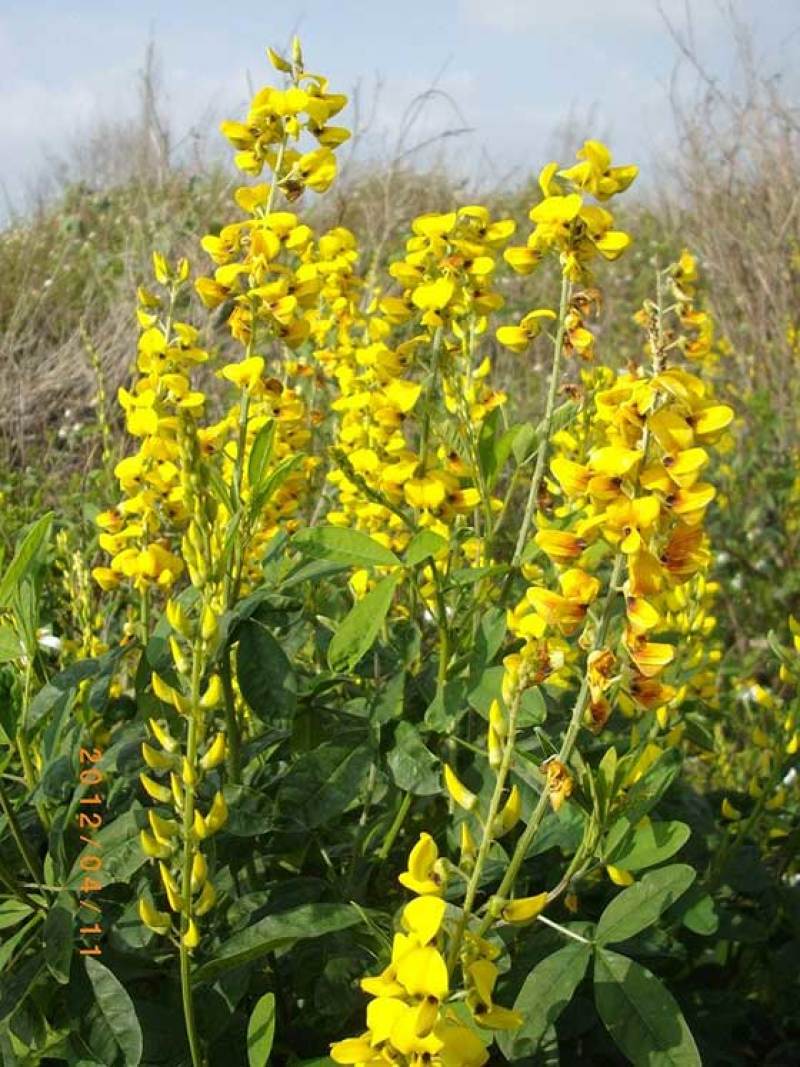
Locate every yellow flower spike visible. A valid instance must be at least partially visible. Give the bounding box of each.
[139,773,172,804]
[502,892,549,924]
[721,798,742,820]
[401,895,447,946]
[149,718,179,754]
[200,675,223,709]
[494,785,521,836]
[139,829,172,860]
[200,732,226,771]
[137,897,171,936]
[183,918,201,951]
[607,865,635,887]
[166,598,192,638]
[398,832,442,896]
[443,765,477,812]
[205,791,229,835]
[201,604,219,643]
[194,879,217,917]
[190,851,208,893]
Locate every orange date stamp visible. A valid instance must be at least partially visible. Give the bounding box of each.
[75,746,106,955]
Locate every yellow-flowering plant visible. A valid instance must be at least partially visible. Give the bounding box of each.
[1,34,799,1067]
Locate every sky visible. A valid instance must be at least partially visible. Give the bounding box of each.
[1,0,799,213]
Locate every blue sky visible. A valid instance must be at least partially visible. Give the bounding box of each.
[1,0,799,211]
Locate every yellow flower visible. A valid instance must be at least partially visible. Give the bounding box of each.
[220,356,265,392]
[398,833,443,895]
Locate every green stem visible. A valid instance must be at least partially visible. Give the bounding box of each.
[446,683,523,972]
[178,639,205,1067]
[419,327,444,474]
[477,553,624,937]
[376,793,413,861]
[511,273,572,568]
[0,777,44,894]
[15,657,37,792]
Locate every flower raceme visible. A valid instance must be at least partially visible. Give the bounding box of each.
[331,835,523,1067]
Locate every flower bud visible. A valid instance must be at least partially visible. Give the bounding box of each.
[138,897,171,935]
[140,773,171,804]
[200,731,226,771]
[140,829,172,860]
[502,892,548,924]
[443,765,477,812]
[195,878,217,917]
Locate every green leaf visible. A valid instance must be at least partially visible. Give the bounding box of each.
[0,900,34,931]
[237,617,297,719]
[43,896,75,985]
[594,949,701,1065]
[596,864,696,946]
[604,820,691,872]
[387,722,440,795]
[251,453,306,517]
[0,954,44,1024]
[277,742,372,829]
[467,666,546,727]
[623,748,682,825]
[293,526,401,568]
[194,902,361,983]
[403,529,448,566]
[327,573,401,672]
[676,890,719,936]
[85,957,144,1066]
[248,420,276,490]
[247,992,276,1067]
[68,809,148,889]
[499,942,591,1060]
[0,624,21,663]
[478,407,515,489]
[0,512,53,609]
